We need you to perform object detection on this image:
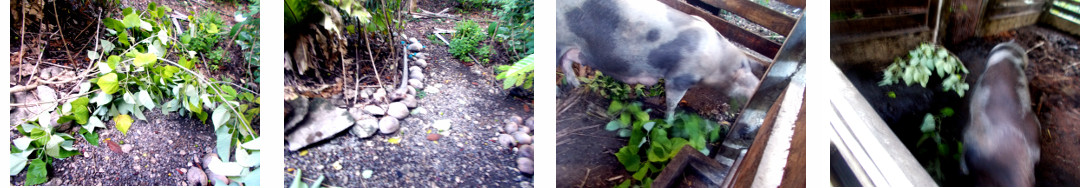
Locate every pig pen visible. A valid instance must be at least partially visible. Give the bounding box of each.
[833,26,1080,186]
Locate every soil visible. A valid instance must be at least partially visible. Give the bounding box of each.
[840,25,1080,186]
[282,1,535,187]
[8,0,260,186]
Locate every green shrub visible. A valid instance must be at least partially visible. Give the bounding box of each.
[488,0,533,60]
[449,20,489,64]
[579,71,664,101]
[879,43,970,96]
[181,11,225,56]
[605,101,726,187]
[496,54,534,90]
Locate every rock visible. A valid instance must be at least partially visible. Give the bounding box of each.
[373,88,387,102]
[409,37,420,44]
[360,88,374,99]
[512,132,532,145]
[413,52,429,60]
[36,86,57,103]
[415,59,428,67]
[433,120,452,132]
[332,160,343,170]
[390,89,408,101]
[378,117,400,134]
[409,79,424,89]
[285,98,355,151]
[409,67,424,81]
[426,133,441,141]
[284,96,310,130]
[504,122,519,134]
[497,134,516,148]
[525,116,534,130]
[362,105,386,116]
[408,42,424,52]
[426,87,440,94]
[518,126,531,134]
[508,115,524,125]
[352,118,379,138]
[121,145,134,153]
[403,95,418,108]
[517,158,534,175]
[519,145,533,159]
[386,102,409,119]
[187,166,207,186]
[407,86,417,96]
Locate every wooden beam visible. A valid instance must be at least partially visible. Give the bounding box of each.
[831,0,929,12]
[831,13,927,36]
[729,87,786,187]
[776,0,805,8]
[699,0,798,36]
[657,0,781,58]
[1041,11,1080,36]
[779,98,806,188]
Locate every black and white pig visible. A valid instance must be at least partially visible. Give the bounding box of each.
[557,0,762,122]
[963,42,1040,186]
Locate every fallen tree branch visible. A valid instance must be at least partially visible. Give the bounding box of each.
[410,8,455,19]
[10,89,98,107]
[159,57,257,137]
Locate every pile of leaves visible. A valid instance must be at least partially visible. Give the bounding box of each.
[879,43,970,96]
[11,3,262,185]
[578,71,664,101]
[604,101,727,187]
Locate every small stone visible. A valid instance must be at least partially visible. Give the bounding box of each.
[360,88,374,99]
[363,105,386,116]
[352,118,379,138]
[415,59,428,67]
[518,126,531,134]
[519,145,533,159]
[426,133,441,141]
[332,160,343,170]
[373,88,387,102]
[386,102,410,119]
[426,87,440,94]
[508,115,524,125]
[409,79,424,89]
[412,107,428,115]
[403,95,418,108]
[168,140,174,144]
[134,164,142,171]
[433,120,452,132]
[525,116,534,130]
[409,37,420,44]
[186,167,207,186]
[504,122,519,133]
[410,69,425,81]
[517,158,534,175]
[180,150,187,156]
[408,42,424,52]
[497,134,516,148]
[121,145,134,153]
[414,53,429,60]
[378,117,400,134]
[407,86,417,96]
[512,132,532,145]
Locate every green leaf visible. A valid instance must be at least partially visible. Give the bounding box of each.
[617,129,632,137]
[10,151,33,175]
[633,163,650,180]
[285,0,312,27]
[25,158,47,185]
[118,30,130,46]
[615,146,641,171]
[216,126,233,162]
[13,137,34,150]
[87,50,100,61]
[104,18,126,31]
[115,114,133,136]
[158,29,169,46]
[616,179,631,188]
[605,121,622,131]
[122,12,140,28]
[243,167,261,186]
[133,52,157,67]
[138,90,155,109]
[310,174,325,188]
[160,66,181,79]
[81,128,100,146]
[97,73,120,94]
[921,114,936,133]
[84,116,105,133]
[290,169,305,188]
[212,105,231,130]
[607,100,624,116]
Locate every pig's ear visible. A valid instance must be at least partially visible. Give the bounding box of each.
[744,59,767,79]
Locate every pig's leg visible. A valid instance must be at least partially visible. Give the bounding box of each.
[560,48,583,87]
[664,75,698,123]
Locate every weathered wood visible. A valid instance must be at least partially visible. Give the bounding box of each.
[831,13,927,36]
[986,2,1046,16]
[1041,11,1080,36]
[779,99,806,188]
[775,0,805,8]
[728,87,786,187]
[1050,1,1080,20]
[945,0,986,45]
[699,0,797,36]
[830,27,931,67]
[831,0,929,13]
[981,10,1040,35]
[652,145,729,188]
[657,0,781,58]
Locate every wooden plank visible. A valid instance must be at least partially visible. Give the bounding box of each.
[779,98,806,188]
[831,0,929,13]
[658,0,781,58]
[1042,10,1080,36]
[831,13,927,36]
[729,88,786,187]
[981,10,1040,35]
[776,0,805,8]
[1052,2,1080,19]
[652,146,729,188]
[987,2,1046,16]
[944,0,986,45]
[699,0,797,36]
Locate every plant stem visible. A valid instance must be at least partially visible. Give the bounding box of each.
[157,57,257,137]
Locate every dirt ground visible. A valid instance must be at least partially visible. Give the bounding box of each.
[282,1,535,187]
[8,0,259,186]
[841,25,1080,186]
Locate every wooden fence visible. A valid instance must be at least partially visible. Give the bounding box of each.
[1043,0,1080,35]
[657,0,804,60]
